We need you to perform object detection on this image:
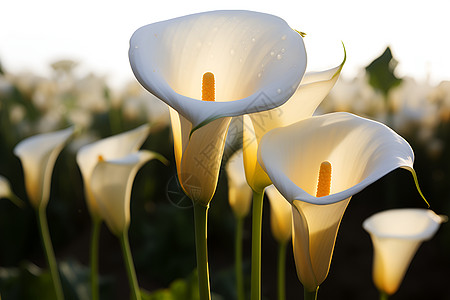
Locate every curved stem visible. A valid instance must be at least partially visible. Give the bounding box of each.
[250,190,264,300]
[235,216,245,300]
[193,202,211,300]
[277,241,287,300]
[36,206,65,300]
[119,230,141,300]
[379,291,389,300]
[303,286,319,300]
[90,219,101,300]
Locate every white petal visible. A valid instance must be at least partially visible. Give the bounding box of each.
[0,175,13,199]
[226,149,253,218]
[266,185,292,243]
[129,10,306,128]
[243,56,344,192]
[90,150,157,235]
[76,124,150,217]
[258,112,415,205]
[14,127,74,208]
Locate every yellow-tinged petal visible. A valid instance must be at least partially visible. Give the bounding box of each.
[243,54,345,191]
[266,185,292,243]
[90,150,162,235]
[0,175,13,199]
[243,115,272,192]
[76,124,150,218]
[129,10,307,129]
[14,127,74,208]
[292,198,350,292]
[363,209,446,295]
[225,150,253,218]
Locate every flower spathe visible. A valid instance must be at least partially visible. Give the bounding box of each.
[363,208,447,295]
[257,112,423,292]
[225,149,253,218]
[90,150,164,236]
[129,11,307,205]
[266,185,292,244]
[0,175,13,199]
[129,10,306,129]
[76,124,150,219]
[243,51,345,192]
[14,127,75,208]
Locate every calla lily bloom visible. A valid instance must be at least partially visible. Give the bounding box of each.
[14,127,75,209]
[266,185,292,244]
[129,10,307,205]
[90,150,164,236]
[226,149,253,218]
[76,124,150,219]
[0,175,24,207]
[257,112,424,293]
[363,209,447,296]
[0,175,13,199]
[243,52,345,193]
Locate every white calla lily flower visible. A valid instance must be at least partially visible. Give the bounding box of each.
[129,10,306,129]
[244,53,345,192]
[226,149,253,218]
[129,10,307,206]
[0,175,13,199]
[266,185,292,244]
[257,112,425,292]
[14,127,74,208]
[76,124,150,219]
[363,209,447,296]
[90,150,163,235]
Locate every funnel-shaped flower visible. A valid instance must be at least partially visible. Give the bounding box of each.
[76,124,150,219]
[257,112,423,292]
[129,10,306,128]
[129,11,307,205]
[363,209,446,296]
[0,175,13,199]
[244,54,345,192]
[266,185,292,244]
[14,127,74,208]
[90,150,163,236]
[226,149,253,218]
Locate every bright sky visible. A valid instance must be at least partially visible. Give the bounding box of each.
[1,0,449,87]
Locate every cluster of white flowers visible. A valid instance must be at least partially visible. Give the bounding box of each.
[0,60,170,140]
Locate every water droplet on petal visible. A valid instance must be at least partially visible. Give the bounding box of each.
[270,51,275,56]
[277,54,282,60]
[230,49,235,56]
[251,37,256,42]
[277,89,282,94]
[257,72,262,78]
[281,35,287,40]
[281,48,286,53]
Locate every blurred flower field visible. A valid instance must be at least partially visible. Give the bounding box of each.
[0,47,449,299]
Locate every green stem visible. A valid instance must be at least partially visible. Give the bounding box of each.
[303,286,319,300]
[90,219,101,300]
[235,216,245,300]
[277,242,287,300]
[119,230,141,300]
[193,202,211,300]
[250,190,264,300]
[36,206,65,300]
[379,291,389,300]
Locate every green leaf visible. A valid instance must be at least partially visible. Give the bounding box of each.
[365,47,402,97]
